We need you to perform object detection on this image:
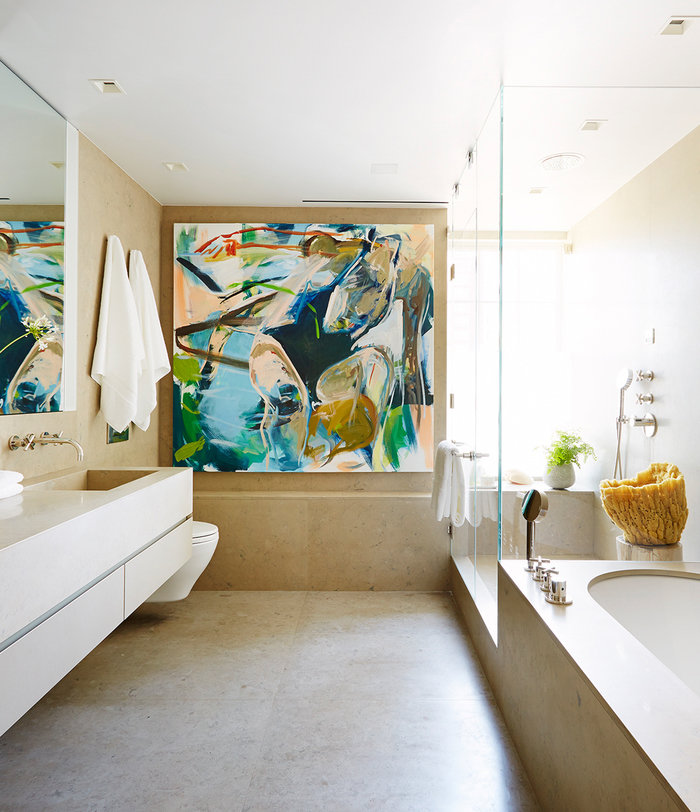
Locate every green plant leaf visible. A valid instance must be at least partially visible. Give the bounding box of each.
[544,430,596,471]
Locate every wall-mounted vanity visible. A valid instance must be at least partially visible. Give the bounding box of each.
[0,467,192,735]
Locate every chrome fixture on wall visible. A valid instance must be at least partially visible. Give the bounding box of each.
[631,413,658,438]
[9,431,84,461]
[614,368,658,478]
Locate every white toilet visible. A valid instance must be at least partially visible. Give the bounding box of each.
[147,521,219,602]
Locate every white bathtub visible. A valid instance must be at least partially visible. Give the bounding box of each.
[589,569,700,698]
[498,560,700,811]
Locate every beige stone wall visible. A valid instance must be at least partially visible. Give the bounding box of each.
[161,207,448,590]
[0,135,162,477]
[0,206,64,221]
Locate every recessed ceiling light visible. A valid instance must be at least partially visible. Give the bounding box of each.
[529,187,546,195]
[540,153,584,171]
[89,79,126,94]
[370,163,399,175]
[660,17,687,34]
[163,161,189,173]
[580,119,607,132]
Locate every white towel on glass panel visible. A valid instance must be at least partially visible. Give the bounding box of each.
[432,440,462,521]
[90,235,145,432]
[450,452,466,527]
[129,250,170,431]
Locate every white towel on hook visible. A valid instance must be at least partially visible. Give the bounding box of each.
[431,440,457,521]
[129,250,170,431]
[91,235,145,432]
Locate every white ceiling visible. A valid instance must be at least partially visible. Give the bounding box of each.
[1,0,700,207]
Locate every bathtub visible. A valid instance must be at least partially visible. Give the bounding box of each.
[497,560,700,811]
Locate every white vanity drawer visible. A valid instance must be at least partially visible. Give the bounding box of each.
[0,567,124,736]
[123,519,192,617]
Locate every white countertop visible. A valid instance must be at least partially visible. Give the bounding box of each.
[0,466,192,647]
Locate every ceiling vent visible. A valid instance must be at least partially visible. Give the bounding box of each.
[163,161,189,173]
[580,119,607,132]
[540,153,584,171]
[370,163,399,175]
[660,17,687,34]
[89,79,126,94]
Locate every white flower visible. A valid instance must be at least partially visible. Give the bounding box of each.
[21,315,59,351]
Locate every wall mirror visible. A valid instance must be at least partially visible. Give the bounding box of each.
[450,86,700,631]
[0,59,77,413]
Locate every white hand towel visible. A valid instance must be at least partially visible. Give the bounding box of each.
[0,482,23,500]
[0,470,23,487]
[91,235,145,432]
[129,250,171,431]
[431,440,456,521]
[450,453,467,527]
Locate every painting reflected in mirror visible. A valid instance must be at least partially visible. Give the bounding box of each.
[0,60,69,413]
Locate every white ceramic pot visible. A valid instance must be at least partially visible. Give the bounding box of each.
[545,462,575,489]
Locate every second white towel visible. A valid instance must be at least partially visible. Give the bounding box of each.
[431,441,467,526]
[129,250,170,431]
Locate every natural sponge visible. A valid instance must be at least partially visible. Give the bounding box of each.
[600,463,688,545]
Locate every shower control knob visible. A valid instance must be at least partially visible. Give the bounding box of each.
[636,392,654,405]
[635,369,654,382]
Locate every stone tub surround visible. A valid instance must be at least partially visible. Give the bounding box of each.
[501,485,597,559]
[0,466,192,734]
[491,561,700,811]
[194,489,449,591]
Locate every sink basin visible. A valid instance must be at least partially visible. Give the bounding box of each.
[26,469,157,492]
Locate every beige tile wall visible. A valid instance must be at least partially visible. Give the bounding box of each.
[0,135,162,477]
[160,207,449,590]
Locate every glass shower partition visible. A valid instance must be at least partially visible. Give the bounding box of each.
[448,90,503,638]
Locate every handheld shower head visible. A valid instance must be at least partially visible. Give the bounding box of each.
[616,368,634,392]
[613,368,634,479]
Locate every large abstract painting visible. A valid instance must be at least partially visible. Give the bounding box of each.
[173,223,434,472]
[0,222,65,413]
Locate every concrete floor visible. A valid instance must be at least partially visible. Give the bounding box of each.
[0,592,540,811]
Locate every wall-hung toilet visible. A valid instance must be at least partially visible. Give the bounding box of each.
[147,521,219,602]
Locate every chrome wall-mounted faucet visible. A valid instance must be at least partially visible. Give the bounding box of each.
[9,431,84,462]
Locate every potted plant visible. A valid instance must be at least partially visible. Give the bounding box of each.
[543,430,596,489]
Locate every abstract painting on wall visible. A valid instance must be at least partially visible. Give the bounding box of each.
[173,223,434,472]
[0,222,65,413]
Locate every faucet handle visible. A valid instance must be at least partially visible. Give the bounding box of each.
[8,433,35,451]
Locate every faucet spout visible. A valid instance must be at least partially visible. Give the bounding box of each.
[36,432,84,462]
